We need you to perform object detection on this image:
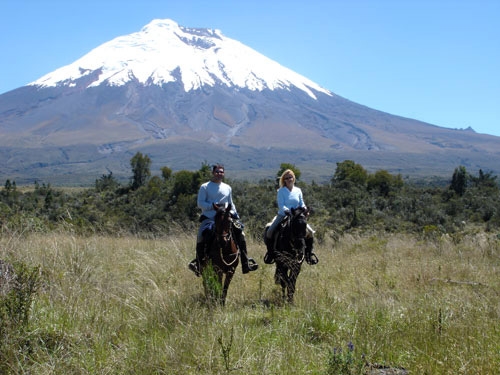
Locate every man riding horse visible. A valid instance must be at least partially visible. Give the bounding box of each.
[188,164,259,276]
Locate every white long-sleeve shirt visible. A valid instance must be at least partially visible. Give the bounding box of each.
[277,186,305,216]
[197,180,237,219]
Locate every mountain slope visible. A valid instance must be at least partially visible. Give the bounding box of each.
[1,19,499,184]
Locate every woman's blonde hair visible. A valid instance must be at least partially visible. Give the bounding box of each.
[279,169,296,188]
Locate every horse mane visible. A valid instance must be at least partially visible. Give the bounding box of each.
[282,206,308,240]
[291,206,309,217]
[214,203,232,235]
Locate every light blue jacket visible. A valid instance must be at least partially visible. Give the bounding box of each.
[197,180,237,219]
[277,186,305,216]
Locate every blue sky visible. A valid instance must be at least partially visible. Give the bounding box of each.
[2,0,499,136]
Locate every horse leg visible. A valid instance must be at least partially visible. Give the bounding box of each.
[279,268,292,303]
[287,274,295,304]
[280,276,287,301]
[274,266,283,285]
[287,264,302,304]
[202,262,225,305]
[215,271,225,305]
[279,266,291,302]
[221,271,234,306]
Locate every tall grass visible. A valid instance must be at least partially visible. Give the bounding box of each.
[1,228,499,374]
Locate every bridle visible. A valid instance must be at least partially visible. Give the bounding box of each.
[214,206,239,267]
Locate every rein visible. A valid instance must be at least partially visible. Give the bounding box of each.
[215,213,239,267]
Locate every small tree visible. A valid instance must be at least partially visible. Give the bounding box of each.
[130,152,151,190]
[450,165,468,196]
[470,169,498,190]
[367,170,404,197]
[277,163,301,180]
[95,172,120,192]
[193,162,212,188]
[332,160,368,186]
[161,166,172,181]
[173,170,198,197]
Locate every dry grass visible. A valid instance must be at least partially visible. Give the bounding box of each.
[1,228,499,374]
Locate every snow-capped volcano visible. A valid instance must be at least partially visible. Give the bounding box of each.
[31,19,331,99]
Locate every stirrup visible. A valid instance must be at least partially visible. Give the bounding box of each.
[306,252,319,265]
[242,258,259,274]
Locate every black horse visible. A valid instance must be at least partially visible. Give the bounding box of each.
[201,203,240,305]
[268,206,311,303]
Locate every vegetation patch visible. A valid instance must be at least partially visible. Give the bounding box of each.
[0,156,499,373]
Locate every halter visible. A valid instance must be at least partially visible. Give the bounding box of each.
[214,205,240,267]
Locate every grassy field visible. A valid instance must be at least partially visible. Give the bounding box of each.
[1,228,499,374]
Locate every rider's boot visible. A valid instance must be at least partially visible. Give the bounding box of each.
[239,238,259,274]
[188,242,206,277]
[264,233,275,264]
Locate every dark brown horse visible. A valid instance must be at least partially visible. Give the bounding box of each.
[201,203,240,305]
[273,207,309,303]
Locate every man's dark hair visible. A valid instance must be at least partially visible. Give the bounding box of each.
[212,164,224,172]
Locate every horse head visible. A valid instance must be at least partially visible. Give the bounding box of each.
[290,207,308,236]
[211,202,239,269]
[213,203,234,242]
[287,207,308,250]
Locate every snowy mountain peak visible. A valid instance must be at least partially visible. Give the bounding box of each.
[30,19,331,99]
[143,18,222,40]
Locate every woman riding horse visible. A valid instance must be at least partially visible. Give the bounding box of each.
[265,169,317,265]
[272,206,311,302]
